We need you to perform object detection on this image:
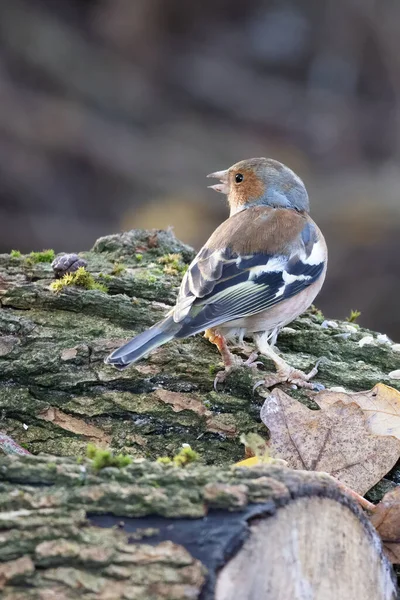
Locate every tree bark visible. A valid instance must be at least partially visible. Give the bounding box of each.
[0,228,399,463]
[0,455,396,600]
[1,229,399,598]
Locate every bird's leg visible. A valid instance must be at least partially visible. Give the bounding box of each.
[229,329,257,356]
[204,329,240,369]
[254,332,321,390]
[204,328,261,389]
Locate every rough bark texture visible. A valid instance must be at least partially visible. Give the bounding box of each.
[1,230,400,598]
[0,456,396,599]
[0,228,399,463]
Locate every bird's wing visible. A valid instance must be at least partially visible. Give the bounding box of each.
[172,207,326,337]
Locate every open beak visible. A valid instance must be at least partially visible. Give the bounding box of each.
[207,169,229,194]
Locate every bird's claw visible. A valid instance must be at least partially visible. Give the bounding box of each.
[243,351,263,368]
[213,370,228,391]
[253,359,323,392]
[213,352,262,390]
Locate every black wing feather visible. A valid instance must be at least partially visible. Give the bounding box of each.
[173,221,325,337]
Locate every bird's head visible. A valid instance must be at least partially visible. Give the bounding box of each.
[207,157,309,216]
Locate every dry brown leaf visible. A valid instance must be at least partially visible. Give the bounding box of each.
[317,383,400,439]
[370,487,400,563]
[260,388,400,495]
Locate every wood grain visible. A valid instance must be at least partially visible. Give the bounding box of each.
[216,496,397,600]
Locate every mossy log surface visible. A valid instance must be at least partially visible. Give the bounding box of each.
[0,455,395,600]
[1,228,400,463]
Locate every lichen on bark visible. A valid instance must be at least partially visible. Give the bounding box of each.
[0,455,377,599]
[0,228,399,463]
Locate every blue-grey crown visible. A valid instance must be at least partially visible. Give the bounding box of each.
[259,159,310,212]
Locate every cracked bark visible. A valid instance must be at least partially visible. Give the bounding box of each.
[1,228,399,462]
[0,229,399,598]
[0,456,397,599]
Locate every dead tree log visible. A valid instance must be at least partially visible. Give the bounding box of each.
[0,455,397,600]
[0,228,399,463]
[0,230,399,598]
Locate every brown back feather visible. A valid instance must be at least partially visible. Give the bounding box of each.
[206,206,310,256]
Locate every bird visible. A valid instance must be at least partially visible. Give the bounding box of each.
[105,157,327,390]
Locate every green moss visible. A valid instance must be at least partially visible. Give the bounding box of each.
[239,433,269,461]
[135,253,143,261]
[157,445,200,467]
[135,271,157,284]
[346,309,361,323]
[50,267,108,294]
[10,249,22,258]
[174,446,199,466]
[156,456,173,466]
[307,304,324,322]
[86,443,132,470]
[26,249,55,265]
[98,273,112,281]
[111,262,126,276]
[157,253,187,276]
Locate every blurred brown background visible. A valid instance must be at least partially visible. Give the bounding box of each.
[0,0,399,338]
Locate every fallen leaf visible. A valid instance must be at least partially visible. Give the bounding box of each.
[260,388,400,495]
[370,487,400,563]
[235,456,260,467]
[317,383,400,439]
[236,433,287,467]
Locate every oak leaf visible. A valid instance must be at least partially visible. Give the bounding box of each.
[370,487,400,563]
[317,383,400,439]
[260,388,400,495]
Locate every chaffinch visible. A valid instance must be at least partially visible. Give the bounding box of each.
[106,158,327,389]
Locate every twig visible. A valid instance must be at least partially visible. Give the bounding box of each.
[0,433,31,456]
[334,478,375,512]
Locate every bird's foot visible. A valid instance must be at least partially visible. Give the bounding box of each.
[213,368,231,389]
[243,351,263,368]
[254,360,324,392]
[213,352,263,390]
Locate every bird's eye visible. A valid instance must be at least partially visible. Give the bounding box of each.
[235,173,244,183]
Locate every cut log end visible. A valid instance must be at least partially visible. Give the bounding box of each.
[216,495,397,600]
[0,457,397,599]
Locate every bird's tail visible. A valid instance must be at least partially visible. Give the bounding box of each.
[105,316,179,370]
